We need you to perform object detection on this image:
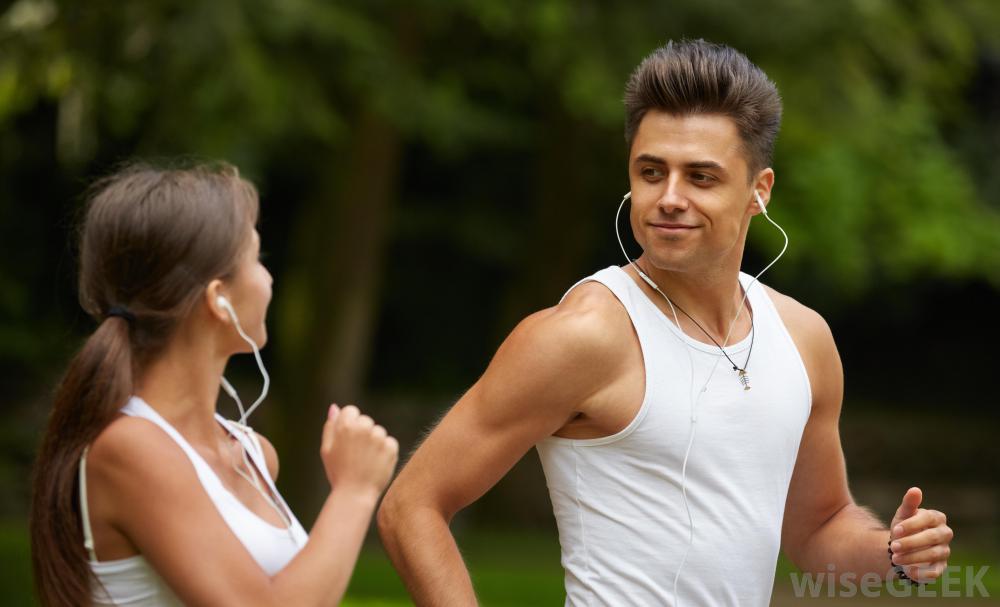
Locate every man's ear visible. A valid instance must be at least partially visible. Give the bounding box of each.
[750,168,775,216]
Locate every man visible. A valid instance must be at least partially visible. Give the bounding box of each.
[377,40,953,606]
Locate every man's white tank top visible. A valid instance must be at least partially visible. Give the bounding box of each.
[536,266,812,606]
[79,396,308,606]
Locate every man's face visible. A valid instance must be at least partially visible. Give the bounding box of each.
[628,110,763,273]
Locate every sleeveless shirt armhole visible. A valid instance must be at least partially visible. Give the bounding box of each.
[542,267,654,448]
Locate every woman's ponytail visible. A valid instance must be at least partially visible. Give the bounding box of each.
[30,315,134,606]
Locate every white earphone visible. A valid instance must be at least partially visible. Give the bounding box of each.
[617,192,661,292]
[215,295,270,426]
[754,190,769,215]
[215,294,292,530]
[614,186,789,606]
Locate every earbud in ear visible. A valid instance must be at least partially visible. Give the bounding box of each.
[216,295,237,322]
[754,191,768,215]
[623,191,631,201]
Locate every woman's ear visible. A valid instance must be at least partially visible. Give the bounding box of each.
[204,279,229,322]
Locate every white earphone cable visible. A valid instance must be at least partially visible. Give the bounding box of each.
[615,189,789,606]
[217,297,293,532]
[218,299,270,426]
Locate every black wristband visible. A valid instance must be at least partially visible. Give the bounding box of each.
[888,539,923,586]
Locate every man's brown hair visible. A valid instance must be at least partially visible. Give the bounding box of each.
[624,39,783,177]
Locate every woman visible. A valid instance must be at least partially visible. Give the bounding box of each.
[29,162,398,606]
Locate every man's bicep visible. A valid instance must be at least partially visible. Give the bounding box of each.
[402,381,572,518]
[392,310,608,518]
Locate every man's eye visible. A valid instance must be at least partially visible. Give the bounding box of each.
[641,167,664,178]
[691,173,715,183]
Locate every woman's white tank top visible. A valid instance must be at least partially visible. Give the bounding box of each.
[536,266,812,606]
[79,396,308,606]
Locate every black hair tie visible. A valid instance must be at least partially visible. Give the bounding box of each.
[106,306,136,324]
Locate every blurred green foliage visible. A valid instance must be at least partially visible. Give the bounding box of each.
[3,0,998,301]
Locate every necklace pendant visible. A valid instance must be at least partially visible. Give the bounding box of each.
[738,368,751,391]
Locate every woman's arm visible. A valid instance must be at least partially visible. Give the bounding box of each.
[87,404,397,607]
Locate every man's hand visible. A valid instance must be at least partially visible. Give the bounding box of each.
[888,487,953,582]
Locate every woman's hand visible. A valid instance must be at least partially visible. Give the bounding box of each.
[321,404,398,497]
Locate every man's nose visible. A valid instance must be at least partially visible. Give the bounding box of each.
[657,177,689,214]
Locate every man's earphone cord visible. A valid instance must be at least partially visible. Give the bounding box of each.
[614,190,789,606]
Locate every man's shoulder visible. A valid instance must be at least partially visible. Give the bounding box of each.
[536,278,632,343]
[504,279,636,375]
[762,284,837,359]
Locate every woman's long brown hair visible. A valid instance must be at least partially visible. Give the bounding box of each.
[29,162,259,606]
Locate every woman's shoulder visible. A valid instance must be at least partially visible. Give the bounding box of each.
[90,414,177,462]
[82,414,214,549]
[87,415,195,498]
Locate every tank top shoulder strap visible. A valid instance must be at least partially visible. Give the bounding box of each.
[739,272,782,331]
[216,417,266,467]
[559,265,641,313]
[558,265,666,369]
[215,416,300,524]
[78,447,97,561]
[120,397,225,492]
[738,272,813,401]
[216,417,280,495]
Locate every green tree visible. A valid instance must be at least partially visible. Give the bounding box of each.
[2,0,999,522]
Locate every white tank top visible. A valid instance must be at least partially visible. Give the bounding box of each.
[536,266,812,606]
[79,396,309,606]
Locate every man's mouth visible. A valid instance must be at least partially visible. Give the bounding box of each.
[649,222,698,233]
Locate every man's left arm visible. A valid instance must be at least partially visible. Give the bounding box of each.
[773,290,953,583]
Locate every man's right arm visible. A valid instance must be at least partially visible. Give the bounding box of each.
[377,284,630,606]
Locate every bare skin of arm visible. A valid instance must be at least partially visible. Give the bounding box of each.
[377,283,642,606]
[773,288,952,582]
[86,404,397,607]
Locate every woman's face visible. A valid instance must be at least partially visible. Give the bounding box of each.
[223,228,273,351]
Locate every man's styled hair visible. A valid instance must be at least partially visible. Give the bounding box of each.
[624,39,783,176]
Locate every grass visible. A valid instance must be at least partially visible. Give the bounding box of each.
[343,528,565,606]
